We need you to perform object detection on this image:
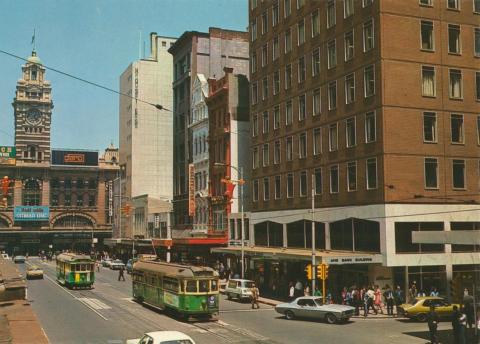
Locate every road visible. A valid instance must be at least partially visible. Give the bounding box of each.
[20,258,460,344]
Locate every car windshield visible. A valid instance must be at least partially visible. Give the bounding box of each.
[314,298,324,306]
[114,260,122,263]
[242,281,254,288]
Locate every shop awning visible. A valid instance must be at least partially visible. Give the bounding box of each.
[211,246,383,264]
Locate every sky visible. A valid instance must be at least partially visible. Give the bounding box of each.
[0,0,248,151]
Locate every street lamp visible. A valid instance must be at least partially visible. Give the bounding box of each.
[214,162,245,279]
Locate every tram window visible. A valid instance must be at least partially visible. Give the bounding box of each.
[71,265,76,272]
[163,277,179,292]
[199,280,209,292]
[186,280,197,293]
[150,276,156,285]
[81,264,86,271]
[211,280,218,291]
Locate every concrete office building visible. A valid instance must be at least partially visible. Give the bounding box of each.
[118,33,176,239]
[213,0,480,299]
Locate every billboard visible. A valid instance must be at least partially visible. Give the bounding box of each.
[0,146,16,165]
[51,150,98,166]
[188,164,195,217]
[14,206,50,221]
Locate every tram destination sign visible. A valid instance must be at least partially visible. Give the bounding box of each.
[14,206,50,221]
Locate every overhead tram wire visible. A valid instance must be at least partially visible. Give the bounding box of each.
[0,49,171,112]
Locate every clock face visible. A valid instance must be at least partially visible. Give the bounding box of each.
[26,109,42,125]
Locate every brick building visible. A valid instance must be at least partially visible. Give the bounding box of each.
[213,0,480,299]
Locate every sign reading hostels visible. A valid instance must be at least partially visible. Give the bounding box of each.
[0,146,16,165]
[51,150,98,166]
[14,206,50,221]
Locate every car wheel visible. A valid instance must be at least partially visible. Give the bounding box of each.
[416,313,427,322]
[285,310,295,320]
[325,313,337,324]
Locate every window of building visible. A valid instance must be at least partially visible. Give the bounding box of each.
[253,114,258,136]
[449,69,462,98]
[76,194,84,207]
[451,223,480,252]
[313,88,321,116]
[286,136,293,161]
[395,222,445,253]
[452,159,466,189]
[364,65,375,97]
[262,144,269,166]
[284,0,291,17]
[88,194,96,207]
[312,10,320,37]
[422,66,436,97]
[253,147,259,169]
[330,165,339,193]
[329,123,338,151]
[421,21,434,51]
[262,44,268,67]
[22,179,41,206]
[363,19,374,52]
[327,40,336,69]
[253,180,259,202]
[419,0,432,6]
[51,193,59,206]
[448,24,461,54]
[299,132,307,158]
[273,106,280,129]
[363,0,373,6]
[314,168,322,194]
[273,36,279,60]
[273,71,280,95]
[64,193,71,206]
[251,19,257,41]
[251,53,257,74]
[287,173,294,198]
[423,112,437,143]
[345,73,355,104]
[273,3,279,26]
[298,56,306,82]
[366,158,378,189]
[298,94,306,120]
[451,114,464,143]
[425,158,438,189]
[347,161,357,191]
[447,0,459,9]
[262,77,268,100]
[31,69,37,81]
[274,175,281,199]
[477,116,480,145]
[346,117,356,147]
[299,171,307,197]
[274,140,281,164]
[313,127,322,155]
[298,19,305,45]
[344,0,354,18]
[251,0,257,9]
[263,177,270,201]
[285,29,292,53]
[285,64,292,89]
[328,81,337,110]
[345,30,354,61]
[475,0,480,12]
[262,111,269,133]
[312,48,320,76]
[262,11,268,35]
[286,100,293,125]
[252,82,258,104]
[327,0,336,28]
[476,71,480,100]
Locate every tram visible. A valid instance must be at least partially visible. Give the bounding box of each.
[56,253,95,289]
[132,259,219,320]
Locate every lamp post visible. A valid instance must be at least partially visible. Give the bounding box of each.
[214,162,245,279]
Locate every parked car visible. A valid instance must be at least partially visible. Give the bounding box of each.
[225,279,255,301]
[126,258,137,274]
[275,296,355,324]
[1,253,9,260]
[397,297,461,322]
[26,266,44,279]
[110,259,125,270]
[126,331,195,344]
[13,255,26,263]
[101,258,112,267]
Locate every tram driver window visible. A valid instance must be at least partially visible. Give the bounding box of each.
[199,280,209,292]
[211,280,218,291]
[186,280,197,292]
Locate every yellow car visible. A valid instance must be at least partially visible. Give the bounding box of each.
[398,297,460,322]
[26,266,44,280]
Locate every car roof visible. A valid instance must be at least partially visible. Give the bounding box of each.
[417,296,443,300]
[229,279,254,283]
[145,331,193,341]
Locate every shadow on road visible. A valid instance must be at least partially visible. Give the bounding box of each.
[403,328,478,344]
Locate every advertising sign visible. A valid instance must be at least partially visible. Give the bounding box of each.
[0,146,16,165]
[325,255,383,265]
[14,206,49,221]
[51,150,98,166]
[163,291,179,307]
[108,181,113,217]
[188,164,195,217]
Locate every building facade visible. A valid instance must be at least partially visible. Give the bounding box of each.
[213,0,480,299]
[119,33,176,239]
[0,50,119,255]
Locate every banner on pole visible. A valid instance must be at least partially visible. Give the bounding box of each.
[188,164,195,217]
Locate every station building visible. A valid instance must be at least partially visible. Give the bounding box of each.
[0,50,119,255]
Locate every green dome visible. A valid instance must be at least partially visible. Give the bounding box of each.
[27,50,42,65]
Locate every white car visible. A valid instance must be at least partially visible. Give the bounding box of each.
[225,279,255,301]
[127,331,195,344]
[109,259,125,270]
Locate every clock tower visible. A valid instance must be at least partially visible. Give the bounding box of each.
[13,50,53,164]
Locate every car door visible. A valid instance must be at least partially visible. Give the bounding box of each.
[432,299,451,318]
[303,299,319,319]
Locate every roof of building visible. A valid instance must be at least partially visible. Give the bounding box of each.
[27,50,42,65]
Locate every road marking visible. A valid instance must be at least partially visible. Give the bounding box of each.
[121,297,136,303]
[77,298,111,310]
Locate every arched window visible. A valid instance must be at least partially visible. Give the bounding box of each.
[23,179,41,206]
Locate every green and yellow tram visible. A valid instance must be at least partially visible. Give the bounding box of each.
[132,259,219,320]
[56,253,95,289]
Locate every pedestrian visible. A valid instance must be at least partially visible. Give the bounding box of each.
[426,305,439,344]
[430,287,439,297]
[313,286,322,297]
[457,307,467,344]
[219,262,225,279]
[96,261,100,272]
[341,287,347,305]
[394,285,404,316]
[118,265,125,281]
[346,288,353,306]
[294,280,303,298]
[364,286,377,317]
[288,282,295,301]
[409,282,417,303]
[451,305,460,344]
[352,286,360,316]
[464,299,474,329]
[250,282,260,309]
[374,285,384,314]
[417,289,426,297]
[303,284,310,296]
[383,285,395,316]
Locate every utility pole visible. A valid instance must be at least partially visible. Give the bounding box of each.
[311,174,316,294]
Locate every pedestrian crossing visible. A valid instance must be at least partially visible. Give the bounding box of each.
[77,297,112,310]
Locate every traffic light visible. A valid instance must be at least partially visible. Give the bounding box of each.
[324,264,329,279]
[305,264,313,280]
[317,264,324,279]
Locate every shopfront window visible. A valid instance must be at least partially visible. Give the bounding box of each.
[408,266,446,296]
[353,219,380,252]
[305,221,326,250]
[330,219,354,251]
[395,222,444,253]
[254,221,283,247]
[254,222,268,246]
[287,220,305,248]
[451,222,480,252]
